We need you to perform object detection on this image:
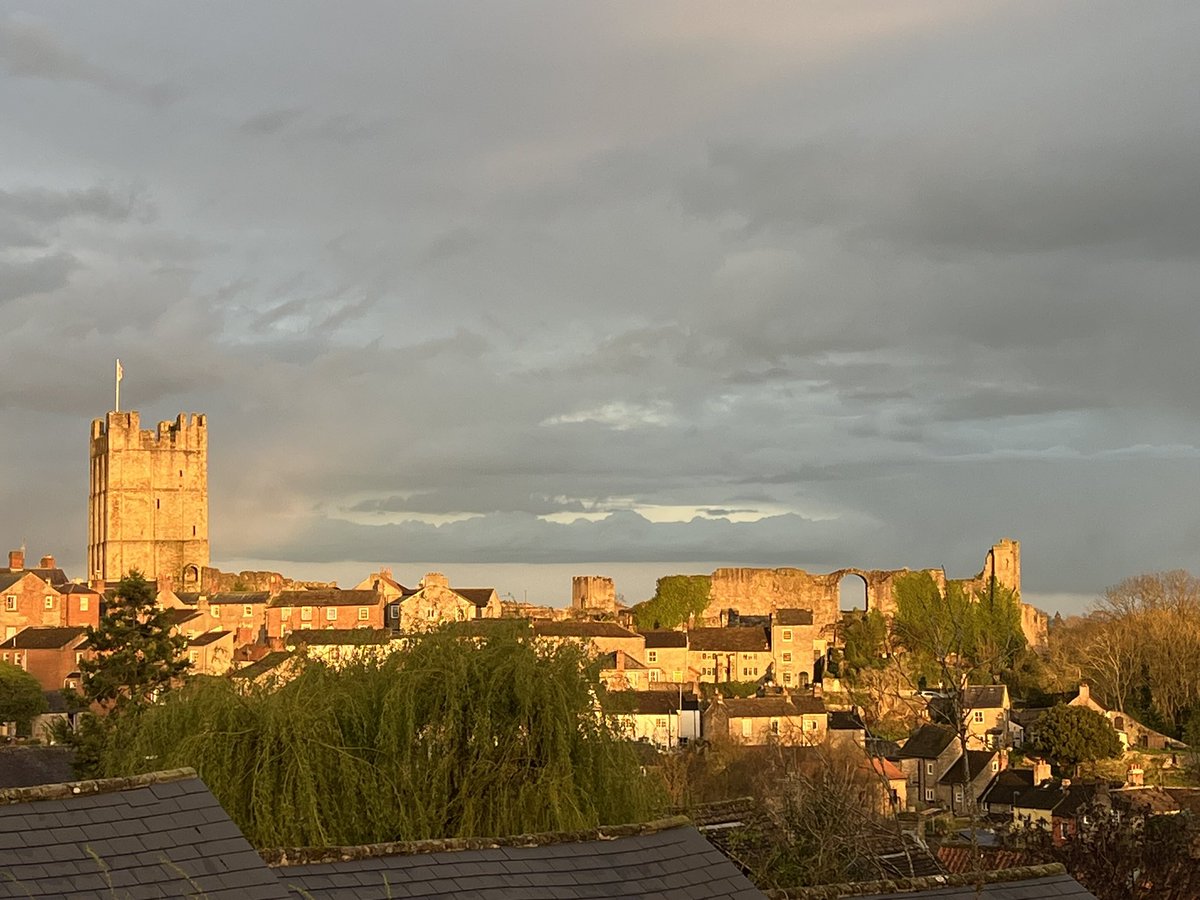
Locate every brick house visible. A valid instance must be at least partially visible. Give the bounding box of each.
[266,589,386,640]
[172,591,271,647]
[0,626,90,691]
[769,609,821,688]
[686,627,771,684]
[390,573,502,631]
[704,693,828,745]
[0,550,70,588]
[1,570,98,641]
[896,724,961,809]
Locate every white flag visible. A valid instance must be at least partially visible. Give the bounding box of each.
[116,359,124,382]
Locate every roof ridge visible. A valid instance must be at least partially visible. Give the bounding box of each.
[262,815,693,867]
[765,863,1069,898]
[0,767,198,806]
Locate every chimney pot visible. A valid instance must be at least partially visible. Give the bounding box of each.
[39,555,55,569]
[8,549,24,570]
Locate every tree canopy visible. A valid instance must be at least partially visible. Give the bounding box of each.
[75,570,190,712]
[1027,704,1123,775]
[0,662,47,736]
[95,623,661,847]
[631,574,711,630]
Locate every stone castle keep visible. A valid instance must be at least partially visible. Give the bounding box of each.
[88,410,210,588]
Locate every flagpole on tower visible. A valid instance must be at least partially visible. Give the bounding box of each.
[115,359,123,412]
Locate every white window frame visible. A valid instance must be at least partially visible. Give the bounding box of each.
[647,650,658,664]
[79,596,89,612]
[782,629,793,642]
[926,762,934,776]
[973,710,985,724]
[243,604,254,618]
[6,595,17,611]
[300,606,312,621]
[925,788,934,802]
[358,607,369,621]
[44,596,54,610]
[325,607,338,622]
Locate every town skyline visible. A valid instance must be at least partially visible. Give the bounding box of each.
[4,4,1200,614]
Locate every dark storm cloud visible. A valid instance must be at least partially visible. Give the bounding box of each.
[3,2,1199,611]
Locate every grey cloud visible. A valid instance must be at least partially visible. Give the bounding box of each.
[0,16,178,106]
[240,107,306,135]
[0,186,142,225]
[0,252,76,303]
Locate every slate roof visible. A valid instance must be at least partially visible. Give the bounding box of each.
[640,628,688,648]
[687,626,770,652]
[163,606,201,627]
[719,695,826,717]
[286,628,395,646]
[829,709,867,731]
[267,818,766,899]
[608,691,699,715]
[938,750,998,785]
[188,629,232,647]
[597,650,647,669]
[979,768,1037,806]
[898,724,958,759]
[851,871,1097,899]
[210,591,272,605]
[1014,784,1065,811]
[0,572,26,592]
[173,591,203,605]
[773,608,814,626]
[0,746,76,789]
[0,769,290,899]
[533,621,639,639]
[963,684,1008,709]
[0,567,69,587]
[0,625,87,649]
[270,590,381,607]
[452,587,497,607]
[230,650,294,680]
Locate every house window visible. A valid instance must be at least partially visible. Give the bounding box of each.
[805,718,817,730]
[358,607,369,621]
[389,606,398,619]
[783,672,792,685]
[44,596,54,609]
[782,652,792,663]
[973,711,985,724]
[300,606,312,621]
[3,595,15,611]
[79,596,89,612]
[325,607,338,621]
[782,629,793,642]
[991,760,1000,773]
[300,623,311,630]
[648,670,659,682]
[954,787,963,804]
[426,608,437,620]
[925,789,934,802]
[926,762,934,776]
[243,605,254,618]
[211,605,221,616]
[647,650,658,664]
[186,630,196,640]
[188,651,198,664]
[672,670,682,681]
[741,719,752,738]
[655,717,667,730]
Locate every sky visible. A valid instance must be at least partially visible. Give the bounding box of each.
[2,2,1199,614]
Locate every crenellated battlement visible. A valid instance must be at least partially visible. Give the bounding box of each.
[91,412,207,453]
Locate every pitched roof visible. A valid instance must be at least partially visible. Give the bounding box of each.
[229,650,293,680]
[641,628,688,648]
[58,583,100,595]
[719,695,827,718]
[898,724,958,759]
[0,625,88,649]
[608,691,699,715]
[209,591,272,604]
[687,626,769,652]
[0,567,68,587]
[0,572,27,592]
[844,870,1096,899]
[0,770,291,898]
[0,746,76,789]
[270,589,380,607]
[1014,784,1066,811]
[979,768,1037,806]
[266,819,766,899]
[829,710,867,731]
[939,750,999,785]
[774,608,814,626]
[286,628,395,646]
[533,620,639,639]
[598,651,647,669]
[452,587,496,607]
[188,629,232,647]
[163,607,201,626]
[963,685,1008,709]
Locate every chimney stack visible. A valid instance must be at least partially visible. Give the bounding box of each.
[1032,757,1052,785]
[39,555,55,569]
[8,549,24,571]
[616,650,625,672]
[1077,682,1090,704]
[1126,766,1145,787]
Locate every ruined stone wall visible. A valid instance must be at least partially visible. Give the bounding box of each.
[704,539,1044,650]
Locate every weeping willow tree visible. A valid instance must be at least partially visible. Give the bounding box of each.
[99,623,662,847]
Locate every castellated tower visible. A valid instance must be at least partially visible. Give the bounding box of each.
[88,411,209,589]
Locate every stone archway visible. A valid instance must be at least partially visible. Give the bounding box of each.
[837,571,869,613]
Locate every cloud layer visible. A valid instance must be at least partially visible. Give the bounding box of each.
[3,2,1199,611]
